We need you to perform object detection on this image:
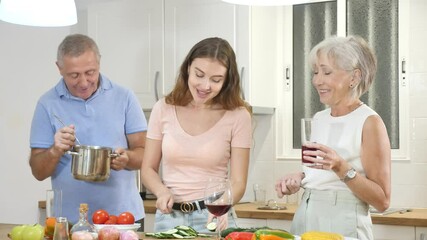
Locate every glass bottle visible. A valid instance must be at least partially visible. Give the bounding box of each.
[53,217,70,240]
[70,203,97,238]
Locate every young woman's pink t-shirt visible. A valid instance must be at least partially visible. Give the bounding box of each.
[147,98,252,202]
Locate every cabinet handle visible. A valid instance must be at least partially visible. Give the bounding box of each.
[284,66,291,91]
[401,59,407,87]
[402,58,406,74]
[240,67,246,100]
[154,71,160,101]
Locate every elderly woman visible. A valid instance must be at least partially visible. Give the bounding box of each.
[275,35,391,239]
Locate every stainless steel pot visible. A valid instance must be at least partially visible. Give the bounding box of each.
[68,145,118,182]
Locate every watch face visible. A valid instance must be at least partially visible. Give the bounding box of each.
[348,169,356,178]
[343,168,357,182]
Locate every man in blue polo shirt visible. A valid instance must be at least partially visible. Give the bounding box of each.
[29,34,147,226]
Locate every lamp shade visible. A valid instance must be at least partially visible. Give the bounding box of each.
[0,0,77,27]
[221,0,332,6]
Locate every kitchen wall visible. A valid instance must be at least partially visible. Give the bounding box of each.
[0,0,426,224]
[0,23,70,224]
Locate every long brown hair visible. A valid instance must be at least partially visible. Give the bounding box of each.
[165,37,251,113]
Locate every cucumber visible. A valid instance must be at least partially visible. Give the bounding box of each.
[172,233,184,238]
[163,229,179,235]
[197,233,212,237]
[178,230,190,236]
[206,222,217,232]
[147,225,213,239]
[176,225,190,230]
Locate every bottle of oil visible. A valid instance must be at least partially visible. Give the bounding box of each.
[53,217,70,240]
[70,203,97,239]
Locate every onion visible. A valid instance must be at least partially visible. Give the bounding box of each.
[120,230,139,240]
[71,231,95,240]
[98,226,120,240]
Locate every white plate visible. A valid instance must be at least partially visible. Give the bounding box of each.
[94,223,140,232]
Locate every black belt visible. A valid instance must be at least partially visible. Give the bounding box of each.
[172,200,206,213]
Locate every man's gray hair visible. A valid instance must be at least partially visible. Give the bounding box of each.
[57,34,101,67]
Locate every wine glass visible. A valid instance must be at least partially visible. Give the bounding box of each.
[204,178,233,239]
[301,118,316,166]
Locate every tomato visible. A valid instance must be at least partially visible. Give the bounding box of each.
[117,212,135,224]
[92,209,109,224]
[104,215,118,224]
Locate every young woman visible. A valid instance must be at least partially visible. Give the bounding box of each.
[141,37,252,233]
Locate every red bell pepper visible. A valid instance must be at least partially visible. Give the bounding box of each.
[225,232,255,240]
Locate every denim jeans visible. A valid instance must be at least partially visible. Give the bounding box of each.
[154,208,237,233]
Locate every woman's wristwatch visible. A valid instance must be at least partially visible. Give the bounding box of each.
[341,167,357,182]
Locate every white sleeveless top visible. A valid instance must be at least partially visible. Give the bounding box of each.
[301,104,378,191]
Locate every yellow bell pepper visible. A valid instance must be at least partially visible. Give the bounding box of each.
[251,229,294,240]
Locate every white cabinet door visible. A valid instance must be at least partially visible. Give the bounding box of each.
[144,213,156,232]
[164,0,277,109]
[164,0,239,95]
[87,0,163,109]
[372,224,415,240]
[267,219,292,231]
[416,227,427,240]
[244,6,280,108]
[235,218,267,228]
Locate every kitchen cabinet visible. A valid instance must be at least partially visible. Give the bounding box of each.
[416,227,427,240]
[372,224,415,240]
[266,219,292,231]
[237,218,416,239]
[145,213,155,232]
[164,0,278,109]
[235,218,267,228]
[86,0,163,109]
[85,0,278,110]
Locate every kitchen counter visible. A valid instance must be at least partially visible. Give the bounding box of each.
[232,202,427,227]
[38,200,427,227]
[0,224,214,240]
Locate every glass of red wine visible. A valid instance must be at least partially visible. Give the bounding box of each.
[204,178,233,239]
[301,118,317,166]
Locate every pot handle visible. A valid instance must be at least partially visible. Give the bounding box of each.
[109,153,119,158]
[66,151,81,156]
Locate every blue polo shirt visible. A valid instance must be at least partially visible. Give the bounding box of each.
[30,74,147,224]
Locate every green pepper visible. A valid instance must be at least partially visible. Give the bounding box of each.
[225,232,254,240]
[252,229,294,240]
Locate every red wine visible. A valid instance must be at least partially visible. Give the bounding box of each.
[206,204,232,216]
[301,145,317,164]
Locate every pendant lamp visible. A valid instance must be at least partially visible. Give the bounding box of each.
[221,0,332,6]
[0,0,77,27]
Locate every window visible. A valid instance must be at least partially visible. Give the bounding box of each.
[277,0,409,160]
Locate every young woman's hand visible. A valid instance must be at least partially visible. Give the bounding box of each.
[155,189,174,214]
